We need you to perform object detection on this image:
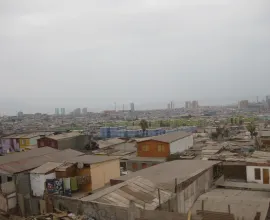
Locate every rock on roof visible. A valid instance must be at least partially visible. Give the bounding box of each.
[81,176,174,210]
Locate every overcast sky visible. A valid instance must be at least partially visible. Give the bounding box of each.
[0,0,270,114]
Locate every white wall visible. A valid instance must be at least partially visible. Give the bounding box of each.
[246,166,270,184]
[7,192,16,210]
[170,135,193,154]
[30,173,56,197]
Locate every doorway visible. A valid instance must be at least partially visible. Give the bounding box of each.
[263,169,269,184]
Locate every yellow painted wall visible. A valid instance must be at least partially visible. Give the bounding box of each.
[90,159,120,191]
[19,138,30,149]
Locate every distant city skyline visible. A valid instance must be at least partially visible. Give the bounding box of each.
[0,95,269,115]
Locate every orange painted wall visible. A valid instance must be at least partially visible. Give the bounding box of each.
[76,166,92,192]
[137,140,170,157]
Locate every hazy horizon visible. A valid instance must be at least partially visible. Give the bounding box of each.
[1,0,270,115]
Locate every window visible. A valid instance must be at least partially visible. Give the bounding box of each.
[21,140,25,145]
[255,168,261,180]
[132,163,138,171]
[157,144,165,152]
[0,176,2,184]
[7,176,12,182]
[142,145,149,152]
[142,163,147,169]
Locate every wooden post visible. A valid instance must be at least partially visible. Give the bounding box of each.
[228,204,231,214]
[202,200,204,212]
[158,188,161,209]
[175,178,178,193]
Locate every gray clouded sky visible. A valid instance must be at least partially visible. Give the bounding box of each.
[0,0,270,114]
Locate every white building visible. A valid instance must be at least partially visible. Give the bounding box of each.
[30,162,62,197]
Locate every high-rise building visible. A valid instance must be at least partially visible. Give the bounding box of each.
[185,101,191,109]
[191,101,199,109]
[170,101,174,109]
[167,103,171,109]
[238,100,249,109]
[55,108,60,115]
[18,111,23,118]
[130,103,135,112]
[266,96,270,109]
[82,108,87,115]
[60,108,65,115]
[73,108,81,116]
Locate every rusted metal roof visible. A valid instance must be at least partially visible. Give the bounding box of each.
[136,131,192,144]
[0,149,84,174]
[0,147,59,165]
[68,155,119,165]
[46,132,81,141]
[81,176,174,210]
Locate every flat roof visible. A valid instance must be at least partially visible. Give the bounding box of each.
[81,176,174,210]
[127,157,166,162]
[68,155,119,165]
[0,149,84,174]
[44,132,82,141]
[30,162,63,174]
[191,189,270,220]
[0,147,59,165]
[151,131,191,143]
[112,160,220,192]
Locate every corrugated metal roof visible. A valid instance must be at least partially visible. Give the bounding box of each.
[127,157,166,162]
[112,160,220,192]
[81,176,174,210]
[0,147,59,165]
[191,189,270,220]
[137,131,192,144]
[30,162,63,174]
[68,155,119,165]
[152,131,191,143]
[47,132,81,140]
[0,149,84,174]
[97,138,126,149]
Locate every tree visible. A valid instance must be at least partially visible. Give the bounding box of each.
[247,123,257,139]
[230,118,234,124]
[139,119,148,136]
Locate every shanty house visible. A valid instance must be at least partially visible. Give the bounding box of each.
[0,134,25,154]
[19,132,53,149]
[30,162,63,197]
[81,176,174,210]
[0,148,84,216]
[65,155,121,192]
[137,131,193,158]
[111,160,222,213]
[37,132,88,150]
